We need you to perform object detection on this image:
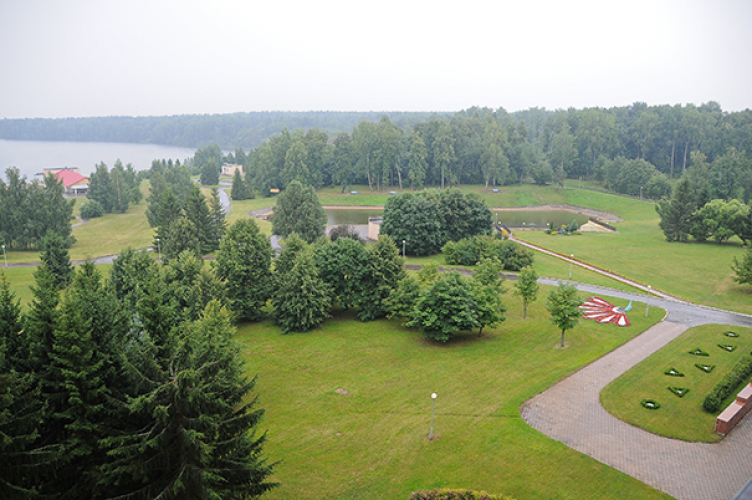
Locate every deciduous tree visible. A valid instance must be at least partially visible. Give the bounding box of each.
[546,283,583,347]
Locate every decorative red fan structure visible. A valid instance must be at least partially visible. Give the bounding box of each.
[580,296,631,327]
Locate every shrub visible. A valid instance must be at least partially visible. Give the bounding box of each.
[695,363,715,373]
[442,235,533,271]
[664,367,684,377]
[641,399,660,410]
[689,348,709,356]
[80,199,104,218]
[718,344,737,352]
[409,488,516,500]
[702,356,752,413]
[668,387,689,398]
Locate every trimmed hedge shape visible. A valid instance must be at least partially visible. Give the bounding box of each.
[641,399,660,410]
[724,331,740,338]
[409,488,517,500]
[668,387,690,398]
[703,356,752,413]
[695,363,715,373]
[689,348,709,356]
[664,367,684,377]
[718,344,737,352]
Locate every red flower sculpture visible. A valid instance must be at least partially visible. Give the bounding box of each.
[580,296,631,327]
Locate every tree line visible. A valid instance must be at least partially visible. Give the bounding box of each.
[0,168,74,250]
[235,103,752,199]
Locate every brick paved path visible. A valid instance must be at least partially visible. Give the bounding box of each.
[522,320,752,500]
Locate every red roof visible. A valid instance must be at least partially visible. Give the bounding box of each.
[53,169,88,187]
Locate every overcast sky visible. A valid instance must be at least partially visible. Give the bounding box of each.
[1,0,750,119]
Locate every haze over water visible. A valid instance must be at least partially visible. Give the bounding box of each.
[0,139,195,181]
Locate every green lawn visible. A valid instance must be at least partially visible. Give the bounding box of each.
[236,289,667,500]
[601,324,752,443]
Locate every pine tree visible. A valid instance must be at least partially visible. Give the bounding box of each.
[214,219,272,322]
[0,272,23,369]
[208,188,227,242]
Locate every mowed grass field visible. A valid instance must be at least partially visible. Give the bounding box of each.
[237,290,668,500]
[601,324,752,442]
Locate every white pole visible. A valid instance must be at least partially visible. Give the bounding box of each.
[429,393,437,440]
[2,245,5,267]
[569,254,574,280]
[645,285,651,317]
[402,240,406,259]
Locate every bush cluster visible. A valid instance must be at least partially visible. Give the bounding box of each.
[641,399,660,410]
[702,356,752,413]
[409,489,516,500]
[442,235,534,271]
[79,199,104,218]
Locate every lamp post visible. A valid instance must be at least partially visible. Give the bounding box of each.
[156,238,161,261]
[2,245,5,267]
[645,285,652,318]
[429,393,437,441]
[402,240,406,259]
[569,254,574,280]
[640,186,643,201]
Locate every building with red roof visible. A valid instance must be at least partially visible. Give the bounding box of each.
[43,168,89,195]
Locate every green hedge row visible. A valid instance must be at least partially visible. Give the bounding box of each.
[703,356,752,413]
[409,489,516,500]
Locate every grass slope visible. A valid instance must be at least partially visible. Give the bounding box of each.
[237,289,667,500]
[601,324,752,442]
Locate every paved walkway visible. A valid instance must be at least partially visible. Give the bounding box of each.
[521,287,752,500]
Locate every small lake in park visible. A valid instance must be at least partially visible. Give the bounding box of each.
[493,209,590,229]
[324,206,593,229]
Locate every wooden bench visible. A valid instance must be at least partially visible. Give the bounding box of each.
[716,382,752,436]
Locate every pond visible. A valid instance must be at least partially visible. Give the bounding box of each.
[325,206,592,230]
[494,209,590,230]
[325,207,383,226]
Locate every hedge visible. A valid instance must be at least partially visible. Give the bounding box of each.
[702,356,752,413]
[409,489,516,500]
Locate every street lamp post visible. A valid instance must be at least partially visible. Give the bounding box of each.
[156,238,161,261]
[402,240,406,259]
[429,393,437,440]
[640,186,643,201]
[645,285,652,318]
[2,245,5,267]
[569,254,574,280]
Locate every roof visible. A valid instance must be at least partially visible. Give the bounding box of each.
[52,169,88,187]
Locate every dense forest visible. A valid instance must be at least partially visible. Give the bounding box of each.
[226,103,752,201]
[0,111,443,149]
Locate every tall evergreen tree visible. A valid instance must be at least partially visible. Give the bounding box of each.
[40,231,73,290]
[271,180,326,244]
[359,236,406,321]
[101,302,278,499]
[656,176,695,241]
[184,184,216,254]
[231,169,250,200]
[273,250,331,333]
[208,188,227,242]
[214,219,272,322]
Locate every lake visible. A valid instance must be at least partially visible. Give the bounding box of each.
[0,139,197,181]
[324,207,591,230]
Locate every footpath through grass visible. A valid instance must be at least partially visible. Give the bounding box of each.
[238,289,667,500]
[601,324,752,442]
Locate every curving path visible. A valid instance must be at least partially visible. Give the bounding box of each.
[522,283,752,500]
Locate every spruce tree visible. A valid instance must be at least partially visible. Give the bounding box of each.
[214,218,272,322]
[0,272,23,369]
[273,250,331,333]
[208,188,227,242]
[184,184,216,254]
[656,176,695,242]
[40,231,73,290]
[359,235,406,321]
[271,180,326,244]
[231,169,249,200]
[101,302,277,499]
